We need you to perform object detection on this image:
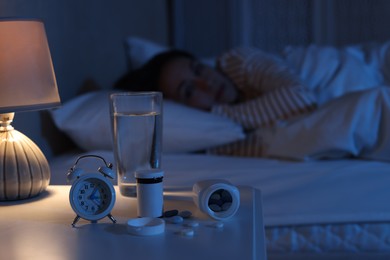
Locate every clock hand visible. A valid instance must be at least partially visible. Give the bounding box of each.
[89,187,99,200]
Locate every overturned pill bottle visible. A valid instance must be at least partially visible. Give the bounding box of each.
[192,179,240,220]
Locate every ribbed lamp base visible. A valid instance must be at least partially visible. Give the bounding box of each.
[0,129,50,200]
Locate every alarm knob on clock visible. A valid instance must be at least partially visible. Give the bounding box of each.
[67,155,117,227]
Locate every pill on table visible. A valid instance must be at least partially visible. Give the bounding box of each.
[178,228,194,237]
[179,210,192,218]
[211,221,224,229]
[163,209,179,218]
[184,221,199,228]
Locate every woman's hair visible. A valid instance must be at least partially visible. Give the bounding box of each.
[114,49,195,91]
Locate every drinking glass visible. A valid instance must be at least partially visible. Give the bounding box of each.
[110,92,162,197]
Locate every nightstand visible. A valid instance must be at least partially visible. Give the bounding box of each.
[0,185,266,260]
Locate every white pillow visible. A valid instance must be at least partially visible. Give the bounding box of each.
[50,91,245,153]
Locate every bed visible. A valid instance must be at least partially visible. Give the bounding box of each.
[45,35,390,260]
[34,1,390,259]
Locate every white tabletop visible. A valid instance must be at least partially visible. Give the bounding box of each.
[0,185,266,260]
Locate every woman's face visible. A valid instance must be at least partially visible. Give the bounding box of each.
[159,57,238,110]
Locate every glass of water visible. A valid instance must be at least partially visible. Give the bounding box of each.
[110,92,162,197]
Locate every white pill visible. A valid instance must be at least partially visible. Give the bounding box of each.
[211,222,224,228]
[179,228,194,237]
[184,221,199,228]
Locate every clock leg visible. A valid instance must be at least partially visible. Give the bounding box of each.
[71,215,81,227]
[107,213,117,224]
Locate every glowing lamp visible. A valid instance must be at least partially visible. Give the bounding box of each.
[0,18,60,200]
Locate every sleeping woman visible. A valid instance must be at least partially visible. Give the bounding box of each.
[115,47,390,162]
[114,48,317,157]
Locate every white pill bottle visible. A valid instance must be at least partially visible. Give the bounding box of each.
[135,169,164,218]
[192,179,240,220]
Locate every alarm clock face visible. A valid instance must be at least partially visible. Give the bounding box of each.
[69,174,116,221]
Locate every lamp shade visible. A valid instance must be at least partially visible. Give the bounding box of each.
[0,19,60,113]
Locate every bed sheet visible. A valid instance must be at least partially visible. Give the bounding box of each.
[50,150,390,227]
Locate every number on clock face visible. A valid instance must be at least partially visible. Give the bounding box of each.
[76,178,111,215]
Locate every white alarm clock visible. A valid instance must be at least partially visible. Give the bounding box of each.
[67,155,117,227]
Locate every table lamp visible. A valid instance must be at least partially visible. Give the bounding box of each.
[0,18,60,200]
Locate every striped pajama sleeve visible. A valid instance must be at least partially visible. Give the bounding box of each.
[212,86,317,129]
[208,47,317,157]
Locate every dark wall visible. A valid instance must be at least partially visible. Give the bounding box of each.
[171,0,390,56]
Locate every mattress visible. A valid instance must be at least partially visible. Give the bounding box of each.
[50,151,390,258]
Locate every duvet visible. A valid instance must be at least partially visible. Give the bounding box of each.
[254,42,390,161]
[261,87,390,161]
